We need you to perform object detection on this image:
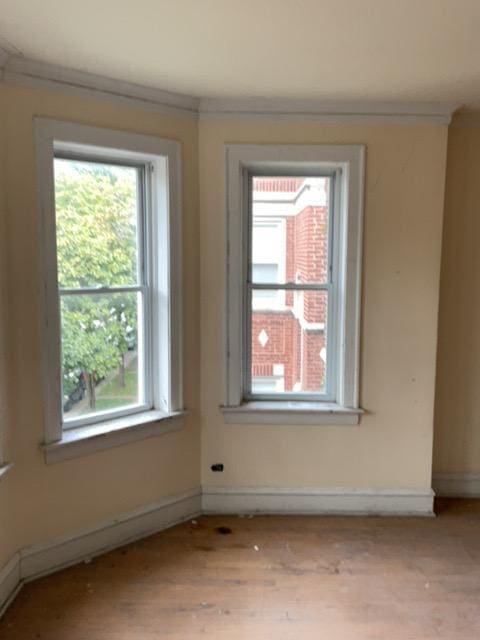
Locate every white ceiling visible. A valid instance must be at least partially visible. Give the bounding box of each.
[0,0,480,106]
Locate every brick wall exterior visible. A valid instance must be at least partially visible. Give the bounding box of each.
[251,178,328,393]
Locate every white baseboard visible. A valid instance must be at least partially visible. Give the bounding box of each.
[0,488,201,618]
[433,473,480,497]
[202,486,435,516]
[0,554,20,619]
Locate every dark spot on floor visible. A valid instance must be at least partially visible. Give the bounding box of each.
[216,526,232,535]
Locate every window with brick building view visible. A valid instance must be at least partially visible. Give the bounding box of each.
[250,176,331,396]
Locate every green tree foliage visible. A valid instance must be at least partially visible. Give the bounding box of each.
[55,160,138,410]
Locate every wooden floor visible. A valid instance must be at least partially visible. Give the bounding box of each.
[1,499,480,639]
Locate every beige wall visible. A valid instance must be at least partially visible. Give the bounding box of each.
[0,92,8,463]
[0,84,201,569]
[0,81,452,575]
[0,92,14,570]
[199,119,448,490]
[0,489,14,572]
[434,119,480,474]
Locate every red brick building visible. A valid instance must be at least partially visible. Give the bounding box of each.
[251,176,329,394]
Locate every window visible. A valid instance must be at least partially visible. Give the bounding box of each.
[223,144,364,424]
[55,158,147,427]
[36,120,183,459]
[249,176,331,397]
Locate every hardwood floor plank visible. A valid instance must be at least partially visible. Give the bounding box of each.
[1,500,480,639]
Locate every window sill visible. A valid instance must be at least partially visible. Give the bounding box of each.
[0,462,13,481]
[221,401,363,425]
[42,410,186,464]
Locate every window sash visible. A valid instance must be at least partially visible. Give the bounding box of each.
[60,289,152,430]
[245,285,335,402]
[55,155,154,429]
[244,172,337,402]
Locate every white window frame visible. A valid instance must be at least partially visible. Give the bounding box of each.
[35,119,184,461]
[222,144,365,425]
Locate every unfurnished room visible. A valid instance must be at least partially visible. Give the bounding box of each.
[0,1,479,638]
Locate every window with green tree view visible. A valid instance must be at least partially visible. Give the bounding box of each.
[36,120,182,454]
[54,157,147,426]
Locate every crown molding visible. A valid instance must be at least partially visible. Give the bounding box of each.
[199,97,460,124]
[0,54,460,124]
[1,55,201,119]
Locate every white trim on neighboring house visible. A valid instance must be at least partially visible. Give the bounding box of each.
[35,119,183,459]
[433,473,480,497]
[0,50,460,123]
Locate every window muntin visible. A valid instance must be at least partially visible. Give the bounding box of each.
[54,156,151,428]
[246,175,334,400]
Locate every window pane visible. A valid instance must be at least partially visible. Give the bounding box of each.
[54,158,140,288]
[251,176,330,285]
[61,291,144,422]
[251,289,328,394]
[252,263,278,283]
